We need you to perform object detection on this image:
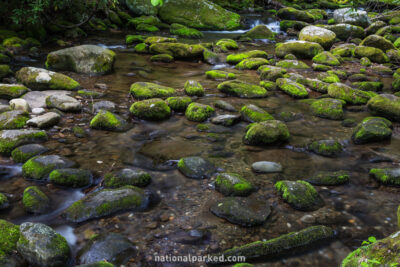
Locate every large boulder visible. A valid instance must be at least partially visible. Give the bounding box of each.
[16,67,80,91]
[0,129,47,155]
[124,0,158,16]
[129,98,171,121]
[327,83,375,104]
[0,220,20,265]
[243,120,290,145]
[241,25,275,40]
[276,78,308,98]
[17,222,70,267]
[299,26,336,49]
[360,35,395,52]
[149,42,204,59]
[367,94,400,121]
[333,8,370,27]
[0,84,28,100]
[158,0,241,30]
[46,45,116,75]
[275,41,324,59]
[352,117,392,144]
[323,23,364,41]
[63,186,149,223]
[354,46,389,63]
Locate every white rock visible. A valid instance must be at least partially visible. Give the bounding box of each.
[251,161,283,173]
[9,98,30,112]
[27,112,60,128]
[32,108,46,115]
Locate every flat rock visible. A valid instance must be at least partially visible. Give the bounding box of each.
[23,90,71,109]
[27,112,60,128]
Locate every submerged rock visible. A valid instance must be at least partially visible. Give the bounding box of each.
[22,155,76,180]
[215,173,254,196]
[210,197,270,226]
[352,117,392,144]
[306,171,349,185]
[178,156,216,179]
[240,104,273,123]
[63,186,149,223]
[185,102,214,122]
[311,98,344,120]
[369,168,400,186]
[130,98,171,121]
[49,168,93,188]
[309,140,343,157]
[22,186,50,214]
[0,129,47,155]
[104,169,151,188]
[46,45,116,74]
[214,100,236,112]
[367,94,400,121]
[218,80,267,98]
[243,120,290,145]
[90,110,128,132]
[275,180,324,211]
[17,222,70,267]
[251,161,282,173]
[211,114,241,126]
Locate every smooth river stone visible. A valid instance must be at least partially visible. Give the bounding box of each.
[251,161,283,173]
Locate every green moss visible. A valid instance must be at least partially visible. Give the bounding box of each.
[309,140,342,157]
[240,104,274,122]
[205,70,236,80]
[184,80,204,96]
[144,36,177,45]
[318,72,340,83]
[134,43,148,53]
[149,42,204,59]
[215,173,253,196]
[22,186,49,213]
[352,81,383,92]
[166,96,192,111]
[226,50,268,64]
[185,103,214,122]
[2,37,24,48]
[328,18,335,24]
[275,41,323,59]
[104,170,151,188]
[259,81,276,90]
[276,78,308,98]
[217,80,267,98]
[196,123,210,132]
[280,20,309,32]
[328,83,375,105]
[242,25,275,40]
[277,7,315,23]
[77,90,103,98]
[0,220,19,254]
[150,54,174,63]
[312,64,332,71]
[0,130,48,155]
[236,58,269,70]
[244,120,290,145]
[136,23,159,32]
[312,52,340,66]
[354,46,389,63]
[311,98,344,120]
[276,60,309,69]
[367,94,400,121]
[126,35,145,45]
[130,98,171,121]
[90,110,127,132]
[216,39,238,52]
[307,171,349,185]
[170,23,203,38]
[130,82,175,100]
[49,168,92,188]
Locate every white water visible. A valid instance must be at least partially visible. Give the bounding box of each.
[97,43,126,49]
[0,165,22,180]
[202,18,281,34]
[55,225,77,246]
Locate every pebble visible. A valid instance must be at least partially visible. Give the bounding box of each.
[251,161,283,173]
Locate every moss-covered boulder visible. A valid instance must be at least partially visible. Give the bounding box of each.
[184,80,204,96]
[330,43,356,57]
[90,110,128,132]
[17,222,70,266]
[206,70,236,80]
[259,65,287,81]
[243,120,290,145]
[369,168,400,186]
[150,53,174,63]
[11,144,48,163]
[22,155,76,180]
[149,42,204,59]
[276,41,324,59]
[16,67,80,91]
[211,114,241,126]
[49,168,93,188]
[352,81,383,92]
[126,35,145,45]
[280,20,310,32]
[240,104,274,123]
[312,52,340,66]
[185,102,214,122]
[125,0,158,16]
[276,78,308,98]
[311,98,344,120]
[236,58,269,70]
[170,23,203,38]
[22,186,50,214]
[333,8,370,27]
[352,117,392,144]
[341,231,400,267]
[275,180,324,211]
[309,139,342,157]
[0,219,20,261]
[134,43,148,53]
[215,39,238,52]
[226,50,268,64]
[130,98,171,121]
[306,171,349,185]
[215,173,254,196]
[354,46,389,63]
[299,26,336,49]
[277,7,315,23]
[0,84,28,100]
[367,94,400,121]
[0,129,47,155]
[210,197,271,226]
[0,110,29,130]
[166,96,192,111]
[323,24,365,41]
[63,186,149,223]
[203,48,219,64]
[360,34,395,52]
[46,94,81,112]
[104,169,151,188]
[216,225,334,261]
[317,72,340,83]
[218,80,267,98]
[304,78,329,93]
[130,82,175,100]
[178,156,216,179]
[158,0,241,30]
[276,60,309,69]
[327,83,375,104]
[241,25,275,40]
[46,45,116,74]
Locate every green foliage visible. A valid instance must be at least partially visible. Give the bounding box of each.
[151,0,164,6]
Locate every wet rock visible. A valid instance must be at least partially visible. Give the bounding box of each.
[275,180,324,211]
[17,222,70,267]
[226,50,268,64]
[310,98,344,120]
[354,46,389,63]
[215,173,254,196]
[259,65,287,81]
[22,90,71,109]
[0,104,10,113]
[214,100,236,112]
[306,171,349,185]
[276,78,308,98]
[276,59,309,69]
[130,98,171,121]
[342,231,400,266]
[243,120,290,145]
[178,156,216,179]
[211,114,241,126]
[63,186,149,223]
[9,98,30,112]
[27,112,60,128]
[240,104,273,123]
[22,186,50,214]
[215,39,238,52]
[216,225,334,261]
[367,94,400,121]
[299,26,336,49]
[49,168,93,188]
[365,21,387,35]
[0,219,20,264]
[218,80,267,98]
[90,110,128,132]
[0,84,28,100]
[352,81,383,91]
[150,53,174,63]
[210,197,271,227]
[46,94,81,112]
[104,169,151,188]
[352,117,392,144]
[251,161,282,173]
[369,168,400,186]
[166,96,192,112]
[0,129,47,155]
[309,140,343,157]
[149,42,204,59]
[46,45,116,75]
[170,23,203,39]
[184,80,204,97]
[203,49,219,64]
[331,43,356,57]
[22,155,76,180]
[125,0,158,16]
[169,229,209,245]
[303,78,330,93]
[130,82,175,100]
[11,143,48,163]
[93,101,116,113]
[327,83,375,105]
[78,232,136,265]
[77,89,104,99]
[275,41,323,59]
[205,70,236,80]
[333,8,370,27]
[236,58,269,70]
[0,193,9,209]
[312,51,340,66]
[277,7,315,23]
[360,34,395,52]
[185,102,214,122]
[0,110,29,130]
[324,24,364,41]
[16,67,80,91]
[242,25,275,40]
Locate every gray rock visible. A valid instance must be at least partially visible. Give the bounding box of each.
[9,98,30,112]
[210,197,271,227]
[93,100,116,113]
[17,222,70,267]
[78,232,136,265]
[46,94,81,112]
[22,186,50,214]
[214,100,236,112]
[0,110,29,130]
[0,84,29,100]
[22,155,76,180]
[252,161,283,173]
[23,91,71,109]
[32,107,45,115]
[0,129,48,155]
[333,8,370,27]
[27,112,61,128]
[11,144,49,163]
[0,104,10,113]
[104,169,151,188]
[125,0,158,15]
[211,114,241,126]
[177,156,216,179]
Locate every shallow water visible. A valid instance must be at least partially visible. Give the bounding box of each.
[1,13,400,267]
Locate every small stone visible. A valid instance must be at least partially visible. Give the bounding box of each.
[9,98,30,112]
[27,112,61,128]
[251,161,282,173]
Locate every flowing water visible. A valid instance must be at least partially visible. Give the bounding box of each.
[1,13,400,266]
